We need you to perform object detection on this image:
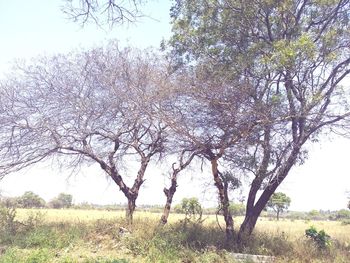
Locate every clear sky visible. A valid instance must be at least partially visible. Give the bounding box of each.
[0,0,349,211]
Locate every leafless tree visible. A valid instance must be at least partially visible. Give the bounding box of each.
[62,0,148,26]
[0,42,168,223]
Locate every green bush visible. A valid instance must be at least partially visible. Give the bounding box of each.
[305,226,331,249]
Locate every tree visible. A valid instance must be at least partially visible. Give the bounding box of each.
[266,192,291,220]
[229,203,245,217]
[49,193,73,209]
[308,209,321,219]
[336,209,350,219]
[348,200,350,210]
[168,0,350,242]
[0,42,168,223]
[157,67,260,243]
[178,197,203,222]
[62,0,149,26]
[17,191,45,208]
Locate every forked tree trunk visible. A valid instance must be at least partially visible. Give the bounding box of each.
[238,146,301,243]
[160,174,178,224]
[160,151,197,225]
[108,160,147,225]
[211,158,234,245]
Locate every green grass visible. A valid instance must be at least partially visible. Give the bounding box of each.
[1,209,350,262]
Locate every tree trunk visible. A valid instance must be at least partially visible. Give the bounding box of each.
[238,146,301,243]
[160,151,197,225]
[277,210,280,221]
[238,211,259,242]
[238,194,267,243]
[211,158,234,245]
[126,197,136,225]
[160,174,178,224]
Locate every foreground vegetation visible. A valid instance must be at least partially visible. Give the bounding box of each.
[0,209,349,263]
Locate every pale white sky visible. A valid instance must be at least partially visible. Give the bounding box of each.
[0,0,349,211]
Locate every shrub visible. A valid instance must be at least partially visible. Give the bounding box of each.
[341,219,350,225]
[305,226,331,249]
[0,206,18,243]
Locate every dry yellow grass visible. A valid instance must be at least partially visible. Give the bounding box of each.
[254,217,350,243]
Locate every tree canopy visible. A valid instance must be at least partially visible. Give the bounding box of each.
[17,191,46,208]
[266,192,291,220]
[0,43,169,223]
[168,0,350,240]
[49,193,73,209]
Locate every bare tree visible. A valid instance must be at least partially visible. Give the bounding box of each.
[62,0,148,26]
[0,42,168,223]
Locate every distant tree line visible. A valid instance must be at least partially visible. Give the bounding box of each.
[0,192,72,209]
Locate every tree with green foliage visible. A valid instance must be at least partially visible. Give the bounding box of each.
[229,203,245,217]
[17,191,45,208]
[49,193,73,209]
[266,192,291,220]
[178,197,203,222]
[167,0,350,243]
[336,209,350,220]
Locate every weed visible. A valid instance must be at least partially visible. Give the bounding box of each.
[0,247,19,263]
[0,207,17,244]
[25,248,52,263]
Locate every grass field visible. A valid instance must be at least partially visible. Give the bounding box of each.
[15,208,350,242]
[1,208,350,262]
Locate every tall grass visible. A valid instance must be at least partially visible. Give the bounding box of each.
[0,209,349,262]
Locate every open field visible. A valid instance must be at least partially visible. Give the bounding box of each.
[15,209,350,242]
[1,208,350,262]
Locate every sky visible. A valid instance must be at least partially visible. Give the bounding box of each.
[0,0,349,212]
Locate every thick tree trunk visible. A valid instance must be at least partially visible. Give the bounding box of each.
[277,210,280,221]
[238,146,301,243]
[238,211,260,241]
[160,175,178,224]
[211,158,234,245]
[126,196,136,224]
